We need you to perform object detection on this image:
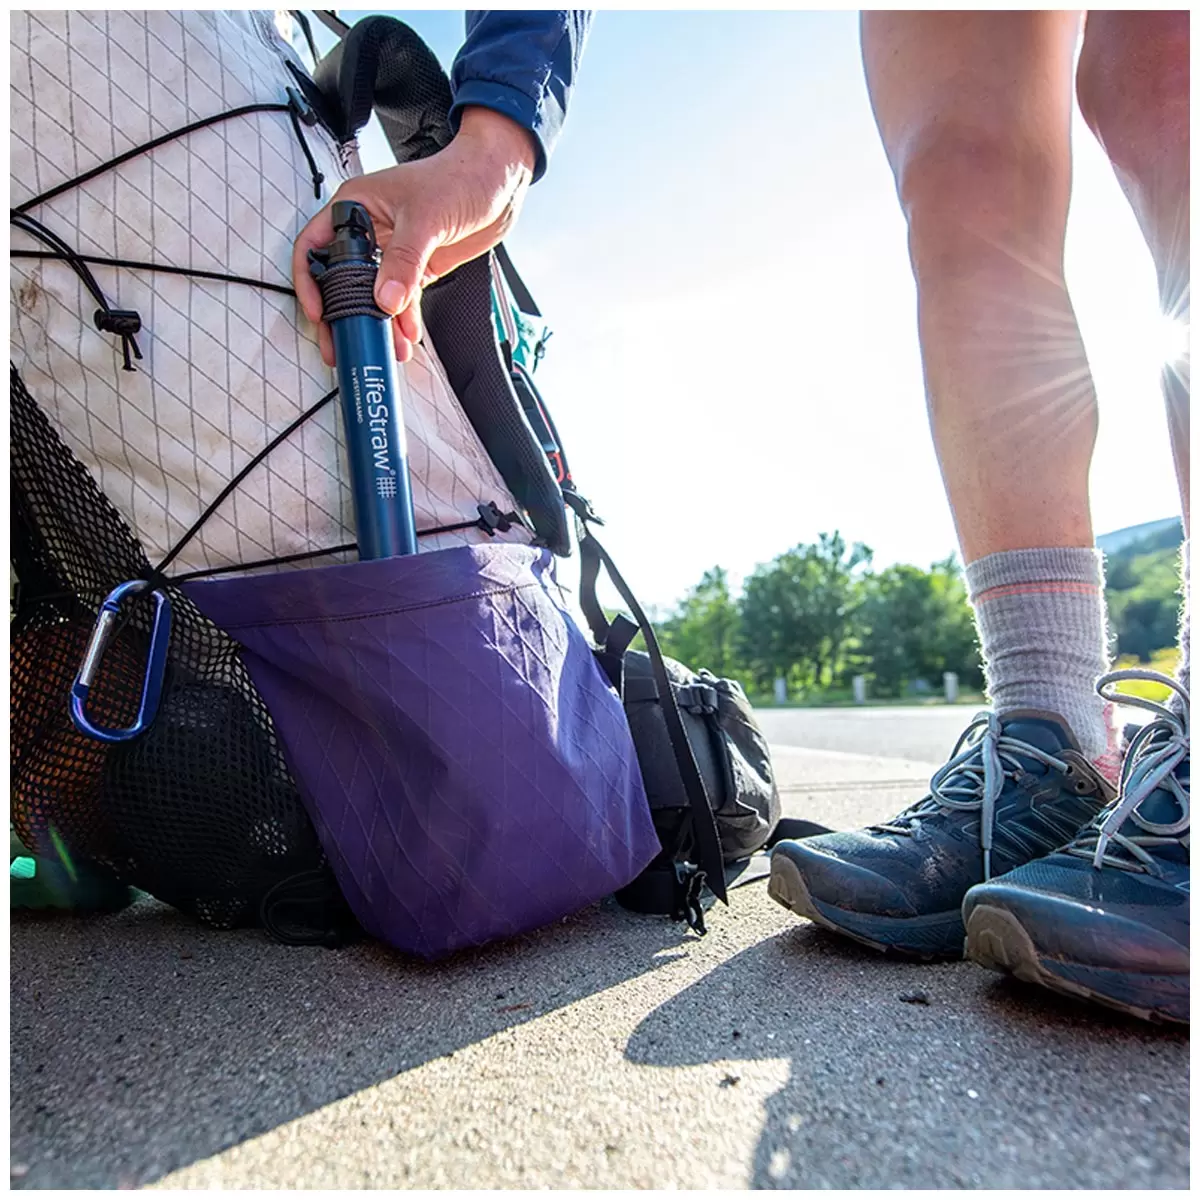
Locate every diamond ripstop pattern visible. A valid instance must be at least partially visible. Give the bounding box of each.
[185,542,661,958]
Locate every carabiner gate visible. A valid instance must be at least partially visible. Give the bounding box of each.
[69,579,172,743]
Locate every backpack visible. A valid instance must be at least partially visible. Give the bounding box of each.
[10,12,822,954]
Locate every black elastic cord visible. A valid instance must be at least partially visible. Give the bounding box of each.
[12,211,143,370]
[259,867,360,948]
[169,542,358,583]
[10,249,296,297]
[152,388,339,579]
[165,513,504,584]
[12,92,323,375]
[15,101,294,214]
[287,102,326,198]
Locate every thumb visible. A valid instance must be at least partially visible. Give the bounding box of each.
[376,218,441,316]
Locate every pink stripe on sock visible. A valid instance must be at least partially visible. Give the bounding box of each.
[974,581,1101,603]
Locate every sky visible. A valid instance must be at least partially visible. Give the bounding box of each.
[321,10,1183,613]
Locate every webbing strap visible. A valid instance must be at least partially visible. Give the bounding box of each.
[494,242,542,318]
[572,514,728,905]
[768,817,834,845]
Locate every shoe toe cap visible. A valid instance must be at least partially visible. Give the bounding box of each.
[964,876,1189,973]
[771,836,920,918]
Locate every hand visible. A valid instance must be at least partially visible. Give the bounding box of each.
[293,106,537,366]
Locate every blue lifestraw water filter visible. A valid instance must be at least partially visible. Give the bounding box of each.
[308,201,419,559]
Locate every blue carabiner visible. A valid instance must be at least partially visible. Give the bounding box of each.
[69,580,172,743]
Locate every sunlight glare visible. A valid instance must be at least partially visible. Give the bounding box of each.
[1156,315,1190,367]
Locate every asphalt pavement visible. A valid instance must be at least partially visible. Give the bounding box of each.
[10,707,1189,1189]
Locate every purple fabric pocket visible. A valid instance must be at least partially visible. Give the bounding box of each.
[185,543,658,958]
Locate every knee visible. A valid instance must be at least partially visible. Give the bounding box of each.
[1076,13,1189,177]
[893,123,1072,282]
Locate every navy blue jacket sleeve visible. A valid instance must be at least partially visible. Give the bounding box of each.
[449,10,592,182]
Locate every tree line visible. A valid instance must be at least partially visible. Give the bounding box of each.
[653,527,1184,702]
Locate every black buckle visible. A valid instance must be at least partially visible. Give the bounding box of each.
[672,861,708,935]
[674,683,718,715]
[593,646,624,694]
[563,490,602,524]
[476,502,515,536]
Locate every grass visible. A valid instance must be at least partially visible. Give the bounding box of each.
[753,647,1184,711]
[751,690,987,710]
[1108,647,1182,706]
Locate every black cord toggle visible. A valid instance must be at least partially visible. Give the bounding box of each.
[93,308,141,336]
[288,92,325,199]
[93,308,144,371]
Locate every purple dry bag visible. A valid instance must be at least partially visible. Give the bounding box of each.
[185,542,659,958]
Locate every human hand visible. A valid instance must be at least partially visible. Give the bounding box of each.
[293,106,537,366]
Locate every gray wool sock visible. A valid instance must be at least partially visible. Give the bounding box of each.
[965,547,1111,760]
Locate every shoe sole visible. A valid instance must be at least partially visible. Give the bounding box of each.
[965,903,1189,1026]
[767,852,964,960]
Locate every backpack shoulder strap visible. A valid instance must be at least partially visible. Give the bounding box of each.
[493,242,542,317]
[422,257,571,554]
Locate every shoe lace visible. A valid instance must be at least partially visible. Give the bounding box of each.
[1064,669,1190,874]
[874,711,1073,881]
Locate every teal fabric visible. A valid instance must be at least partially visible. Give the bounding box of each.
[490,286,551,374]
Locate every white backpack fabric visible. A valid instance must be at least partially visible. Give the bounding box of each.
[10,8,531,579]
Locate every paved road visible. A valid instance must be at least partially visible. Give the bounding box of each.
[756,700,1152,766]
[10,708,1189,1190]
[756,704,978,764]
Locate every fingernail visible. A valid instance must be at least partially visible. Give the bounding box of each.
[377,280,406,314]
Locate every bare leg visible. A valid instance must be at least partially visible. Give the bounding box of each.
[861,11,1093,563]
[1077,10,1190,533]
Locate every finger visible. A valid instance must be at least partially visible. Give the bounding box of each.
[376,215,441,316]
[425,217,511,284]
[292,205,336,325]
[318,321,334,368]
[391,319,414,364]
[397,288,423,347]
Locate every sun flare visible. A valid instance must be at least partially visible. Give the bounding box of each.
[1156,315,1190,366]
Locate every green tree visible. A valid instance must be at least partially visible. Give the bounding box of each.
[738,532,872,692]
[857,557,981,696]
[1105,538,1184,662]
[657,566,742,676]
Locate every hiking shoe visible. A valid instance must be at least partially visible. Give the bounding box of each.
[768,710,1114,958]
[964,670,1189,1024]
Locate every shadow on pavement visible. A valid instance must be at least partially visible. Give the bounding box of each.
[625,922,1189,1190]
[10,895,685,1189]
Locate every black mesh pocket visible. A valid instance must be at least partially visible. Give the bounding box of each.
[10,364,352,939]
